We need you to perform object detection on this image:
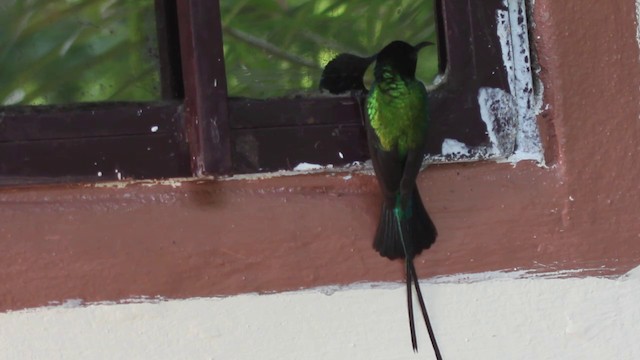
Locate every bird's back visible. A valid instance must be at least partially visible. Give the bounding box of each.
[366,75,428,157]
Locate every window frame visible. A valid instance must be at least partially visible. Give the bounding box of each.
[0,0,521,185]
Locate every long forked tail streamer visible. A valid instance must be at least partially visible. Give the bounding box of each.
[394,212,419,351]
[395,211,443,359]
[409,262,443,360]
[406,260,418,351]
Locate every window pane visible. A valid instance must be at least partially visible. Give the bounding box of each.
[221,0,439,99]
[0,0,161,106]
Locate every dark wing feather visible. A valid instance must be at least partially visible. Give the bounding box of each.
[364,120,403,204]
[319,53,375,95]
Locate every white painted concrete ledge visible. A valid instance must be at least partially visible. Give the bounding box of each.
[2,266,640,360]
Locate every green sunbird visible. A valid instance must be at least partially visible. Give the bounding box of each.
[321,40,442,359]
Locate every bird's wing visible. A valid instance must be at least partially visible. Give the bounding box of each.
[319,53,375,95]
[364,85,404,202]
[398,82,429,198]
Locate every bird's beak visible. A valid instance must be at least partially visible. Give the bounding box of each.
[414,41,434,51]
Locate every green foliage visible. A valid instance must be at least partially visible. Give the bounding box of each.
[0,0,439,105]
[0,0,160,105]
[221,0,439,98]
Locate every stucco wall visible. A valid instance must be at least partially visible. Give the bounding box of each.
[3,266,640,359]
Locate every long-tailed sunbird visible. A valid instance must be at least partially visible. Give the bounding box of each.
[320,40,442,359]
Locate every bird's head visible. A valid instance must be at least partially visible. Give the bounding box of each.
[374,40,433,80]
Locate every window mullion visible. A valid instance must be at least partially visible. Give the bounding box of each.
[177,0,232,176]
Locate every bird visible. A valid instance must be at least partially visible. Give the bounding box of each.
[320,40,442,359]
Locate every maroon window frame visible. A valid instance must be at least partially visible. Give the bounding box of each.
[0,0,513,185]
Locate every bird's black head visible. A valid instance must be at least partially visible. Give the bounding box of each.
[374,40,432,80]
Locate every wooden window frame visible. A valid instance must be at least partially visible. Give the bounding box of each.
[0,0,519,185]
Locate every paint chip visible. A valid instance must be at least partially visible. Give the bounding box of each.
[496,0,543,163]
[293,162,324,171]
[441,138,472,156]
[478,87,518,156]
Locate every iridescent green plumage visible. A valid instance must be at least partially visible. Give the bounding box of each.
[367,69,429,156]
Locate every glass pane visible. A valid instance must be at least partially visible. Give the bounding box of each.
[0,0,161,106]
[221,0,439,99]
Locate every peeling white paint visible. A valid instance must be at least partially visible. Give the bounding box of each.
[87,163,370,189]
[498,0,544,163]
[497,7,516,96]
[636,1,640,62]
[139,179,184,188]
[441,138,472,157]
[93,178,184,189]
[293,162,329,171]
[427,0,543,166]
[478,87,518,157]
[2,266,640,359]
[228,161,371,181]
[227,164,369,181]
[427,86,518,164]
[93,181,129,189]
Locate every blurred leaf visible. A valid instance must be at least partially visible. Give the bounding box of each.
[0,0,439,105]
[0,0,160,106]
[220,0,439,98]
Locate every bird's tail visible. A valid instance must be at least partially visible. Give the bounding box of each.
[373,186,442,358]
[373,186,437,260]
